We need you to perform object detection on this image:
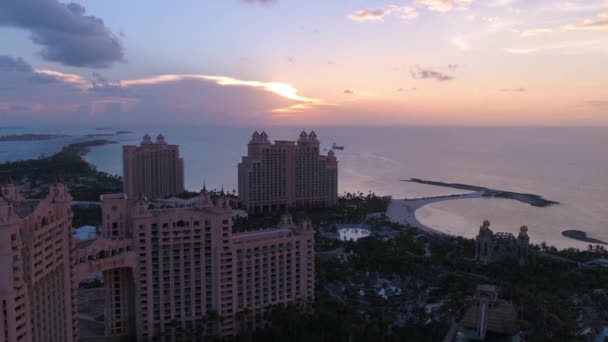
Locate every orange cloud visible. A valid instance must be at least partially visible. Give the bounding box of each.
[415,0,472,12]
[563,12,608,31]
[348,5,418,22]
[33,69,91,90]
[118,74,318,103]
[519,28,552,37]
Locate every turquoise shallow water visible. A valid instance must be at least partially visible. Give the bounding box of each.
[2,126,606,248]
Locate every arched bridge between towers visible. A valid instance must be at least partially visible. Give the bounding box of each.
[73,236,137,283]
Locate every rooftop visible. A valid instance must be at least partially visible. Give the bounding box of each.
[13,200,41,218]
[233,228,294,243]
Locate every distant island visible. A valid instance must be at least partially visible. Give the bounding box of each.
[86,131,133,138]
[562,230,606,244]
[403,178,559,207]
[0,134,71,142]
[85,133,113,138]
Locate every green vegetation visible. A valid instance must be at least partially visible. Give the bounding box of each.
[4,148,605,340]
[305,191,391,224]
[0,140,122,201]
[535,242,608,262]
[72,206,102,228]
[233,195,608,342]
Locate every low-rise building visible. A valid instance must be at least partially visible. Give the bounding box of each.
[475,220,530,265]
[456,285,519,341]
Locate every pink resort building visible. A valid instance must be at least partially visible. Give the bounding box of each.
[0,182,315,341]
[123,134,185,200]
[238,131,338,213]
[0,183,76,342]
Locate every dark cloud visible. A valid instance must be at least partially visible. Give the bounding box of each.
[447,64,459,70]
[9,104,29,111]
[29,73,60,84]
[0,56,306,126]
[88,72,131,97]
[410,66,454,81]
[287,56,296,64]
[0,0,124,68]
[344,89,354,94]
[91,72,109,87]
[0,55,33,72]
[501,88,527,92]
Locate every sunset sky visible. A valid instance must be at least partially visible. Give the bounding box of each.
[1,0,607,126]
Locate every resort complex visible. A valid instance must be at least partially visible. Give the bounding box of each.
[1,132,606,342]
[0,183,76,342]
[0,134,316,341]
[238,131,338,213]
[93,190,314,339]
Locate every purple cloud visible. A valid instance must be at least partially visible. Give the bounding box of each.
[0,55,33,72]
[410,66,454,81]
[241,0,278,5]
[0,56,312,126]
[0,0,124,68]
[9,104,29,111]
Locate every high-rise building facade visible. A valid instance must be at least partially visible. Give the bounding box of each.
[98,190,315,340]
[123,134,185,199]
[0,182,314,341]
[0,182,77,342]
[238,131,338,213]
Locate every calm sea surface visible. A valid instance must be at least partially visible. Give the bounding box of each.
[1,126,606,249]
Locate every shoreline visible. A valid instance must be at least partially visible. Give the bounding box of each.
[386,192,483,236]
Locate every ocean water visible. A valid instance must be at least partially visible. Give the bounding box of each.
[1,126,606,249]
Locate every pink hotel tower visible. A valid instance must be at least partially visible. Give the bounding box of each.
[123,133,185,199]
[0,134,315,341]
[238,131,338,213]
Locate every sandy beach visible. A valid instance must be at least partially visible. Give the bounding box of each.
[386,192,482,236]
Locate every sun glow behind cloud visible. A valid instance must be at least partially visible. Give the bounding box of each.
[118,74,318,103]
[34,69,90,90]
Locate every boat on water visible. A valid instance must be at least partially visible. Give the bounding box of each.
[331,143,344,150]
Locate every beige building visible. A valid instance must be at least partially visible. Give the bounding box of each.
[97,190,315,340]
[123,134,185,199]
[238,131,338,213]
[0,182,314,341]
[0,182,77,342]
